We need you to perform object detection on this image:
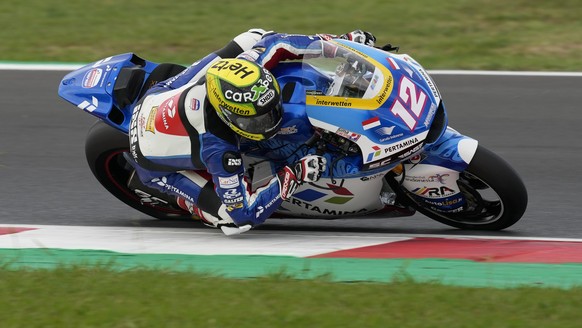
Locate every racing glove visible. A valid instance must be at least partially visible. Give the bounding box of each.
[341,30,376,47]
[277,155,327,200]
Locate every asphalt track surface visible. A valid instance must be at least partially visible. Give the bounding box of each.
[1,69,581,238]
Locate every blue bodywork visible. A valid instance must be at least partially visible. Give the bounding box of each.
[58,45,476,181]
[58,53,159,134]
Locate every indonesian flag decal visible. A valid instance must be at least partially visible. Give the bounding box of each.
[362,117,381,130]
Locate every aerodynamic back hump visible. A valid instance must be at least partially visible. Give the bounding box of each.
[58,53,158,133]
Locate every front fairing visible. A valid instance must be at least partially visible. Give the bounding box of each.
[242,39,448,178]
[301,40,447,170]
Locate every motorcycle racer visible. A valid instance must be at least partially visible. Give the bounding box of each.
[128,28,375,235]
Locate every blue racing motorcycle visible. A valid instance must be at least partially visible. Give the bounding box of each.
[58,39,527,230]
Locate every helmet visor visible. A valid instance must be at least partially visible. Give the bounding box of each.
[221,102,283,135]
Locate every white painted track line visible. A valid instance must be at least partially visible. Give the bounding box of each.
[0,224,410,257]
[1,62,581,76]
[2,224,582,258]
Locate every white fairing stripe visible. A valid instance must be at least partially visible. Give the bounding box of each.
[458,138,479,164]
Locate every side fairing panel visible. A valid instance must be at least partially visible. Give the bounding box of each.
[414,127,478,172]
[400,127,478,213]
[278,176,386,217]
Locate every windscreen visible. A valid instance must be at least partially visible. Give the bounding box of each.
[302,40,386,100]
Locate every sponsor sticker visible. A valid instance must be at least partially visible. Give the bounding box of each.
[223,197,244,204]
[223,188,242,200]
[209,59,259,86]
[226,203,244,212]
[366,146,382,162]
[278,125,298,135]
[411,186,457,199]
[146,107,157,133]
[375,126,395,136]
[405,174,451,184]
[370,74,380,90]
[228,158,241,166]
[138,114,146,137]
[409,154,425,164]
[336,128,361,141]
[218,175,240,189]
[82,68,103,88]
[258,89,275,106]
[149,94,188,136]
[314,98,353,107]
[384,137,419,154]
[129,107,139,160]
[222,152,243,173]
[190,98,201,111]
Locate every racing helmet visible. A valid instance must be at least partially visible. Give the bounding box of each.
[206,59,282,140]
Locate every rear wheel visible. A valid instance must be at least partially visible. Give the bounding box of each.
[85,120,192,220]
[389,145,528,230]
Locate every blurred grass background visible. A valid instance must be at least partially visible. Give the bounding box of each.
[2,267,582,327]
[1,0,580,70]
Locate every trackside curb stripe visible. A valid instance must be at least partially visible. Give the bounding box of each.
[311,237,582,263]
[0,227,36,235]
[3,225,582,288]
[2,249,582,289]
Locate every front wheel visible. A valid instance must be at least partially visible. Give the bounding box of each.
[389,145,528,230]
[85,120,192,220]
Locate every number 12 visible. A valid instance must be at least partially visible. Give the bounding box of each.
[390,76,427,131]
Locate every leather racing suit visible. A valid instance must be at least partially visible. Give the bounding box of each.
[128,29,374,232]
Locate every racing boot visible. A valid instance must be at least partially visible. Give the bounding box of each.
[176,196,214,227]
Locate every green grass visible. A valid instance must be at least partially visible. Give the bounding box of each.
[1,266,582,328]
[1,0,580,70]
